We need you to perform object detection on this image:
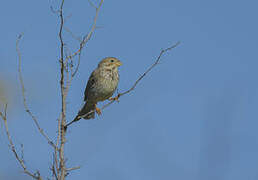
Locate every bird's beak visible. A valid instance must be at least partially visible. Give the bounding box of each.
[115,61,122,67]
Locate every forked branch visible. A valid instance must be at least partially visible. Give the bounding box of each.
[0,104,43,180]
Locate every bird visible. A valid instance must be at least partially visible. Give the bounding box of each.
[65,57,122,128]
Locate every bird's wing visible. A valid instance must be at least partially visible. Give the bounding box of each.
[84,70,97,101]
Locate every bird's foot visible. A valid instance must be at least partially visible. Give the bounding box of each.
[109,94,120,102]
[95,107,102,115]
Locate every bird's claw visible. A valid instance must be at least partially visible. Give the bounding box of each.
[95,107,102,115]
[109,94,120,102]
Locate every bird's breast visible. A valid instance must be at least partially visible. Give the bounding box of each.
[93,69,119,101]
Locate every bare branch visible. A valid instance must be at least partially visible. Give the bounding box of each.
[65,42,180,129]
[0,104,42,180]
[70,0,104,77]
[16,33,56,149]
[58,0,67,179]
[119,41,181,96]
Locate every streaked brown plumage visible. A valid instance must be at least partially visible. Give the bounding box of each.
[73,57,122,121]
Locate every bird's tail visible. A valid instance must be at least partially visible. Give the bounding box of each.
[77,101,95,120]
[64,102,95,131]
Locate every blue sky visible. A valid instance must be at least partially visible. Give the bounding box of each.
[1,0,258,179]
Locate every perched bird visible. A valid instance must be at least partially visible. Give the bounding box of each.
[71,57,122,123]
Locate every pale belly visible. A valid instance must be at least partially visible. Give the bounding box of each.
[93,78,118,102]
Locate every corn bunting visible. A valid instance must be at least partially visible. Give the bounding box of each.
[73,57,122,121]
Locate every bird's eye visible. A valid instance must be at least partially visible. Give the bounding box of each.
[110,59,114,62]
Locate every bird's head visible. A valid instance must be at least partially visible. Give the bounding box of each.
[98,57,122,69]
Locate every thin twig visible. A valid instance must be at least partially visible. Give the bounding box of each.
[71,43,83,77]
[66,166,80,172]
[64,27,81,42]
[50,5,60,14]
[65,166,80,177]
[21,143,25,163]
[88,0,97,9]
[65,42,180,128]
[0,104,42,180]
[16,33,56,149]
[119,41,181,96]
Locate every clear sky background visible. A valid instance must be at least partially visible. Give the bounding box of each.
[1,0,258,179]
